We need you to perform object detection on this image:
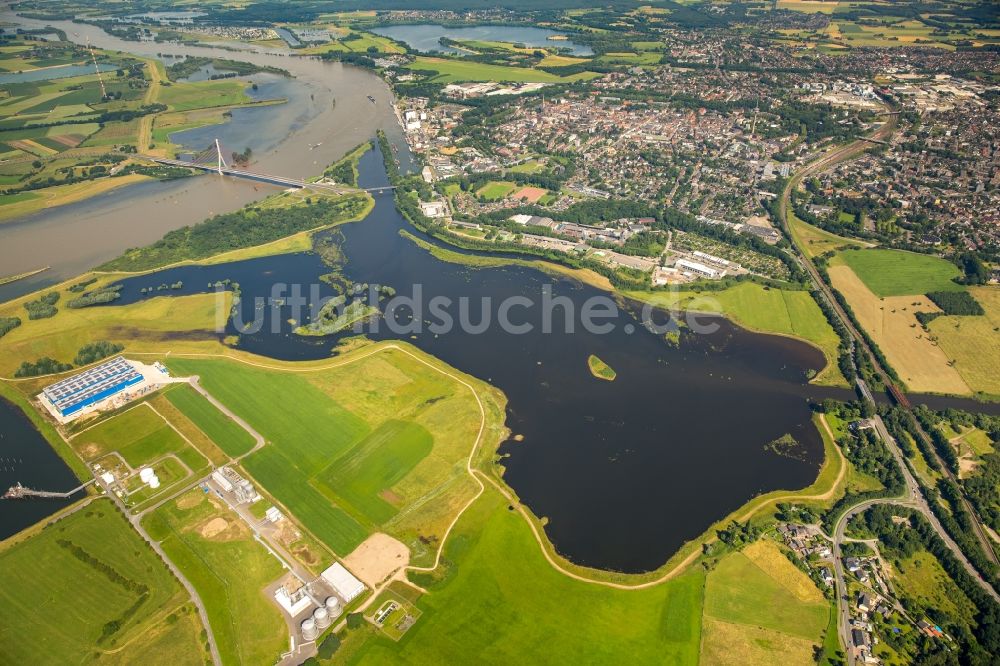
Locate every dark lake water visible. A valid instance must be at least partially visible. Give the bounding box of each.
[0,63,117,85]
[0,397,83,540]
[102,148,856,573]
[372,24,593,56]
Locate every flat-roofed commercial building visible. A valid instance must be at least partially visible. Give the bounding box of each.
[40,356,142,417]
[320,562,366,603]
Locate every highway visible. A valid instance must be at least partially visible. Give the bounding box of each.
[778,113,1000,662]
[785,123,1000,572]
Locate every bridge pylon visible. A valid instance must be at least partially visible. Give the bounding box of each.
[214,138,228,176]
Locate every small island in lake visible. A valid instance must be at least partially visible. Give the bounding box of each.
[587,354,617,381]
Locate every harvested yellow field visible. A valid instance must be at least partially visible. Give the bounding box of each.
[828,264,970,395]
[742,540,824,604]
[700,616,821,666]
[929,286,1000,397]
[539,54,588,67]
[777,0,840,14]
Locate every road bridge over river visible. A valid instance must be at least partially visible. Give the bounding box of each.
[137,139,395,194]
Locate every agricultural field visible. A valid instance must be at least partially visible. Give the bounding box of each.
[165,343,505,562]
[344,487,705,665]
[69,402,206,470]
[836,249,963,297]
[700,539,831,665]
[147,389,232,467]
[164,383,256,458]
[789,210,865,258]
[928,286,1000,397]
[627,282,846,385]
[142,489,288,666]
[405,56,599,83]
[538,54,589,67]
[0,500,207,665]
[826,262,969,394]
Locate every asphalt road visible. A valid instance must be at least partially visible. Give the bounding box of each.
[779,115,1000,663]
[97,475,224,666]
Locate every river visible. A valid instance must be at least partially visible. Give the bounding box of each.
[371,24,593,56]
[0,396,82,539]
[93,148,849,573]
[0,15,414,303]
[1,17,996,568]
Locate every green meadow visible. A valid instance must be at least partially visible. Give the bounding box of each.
[243,445,369,553]
[158,79,251,112]
[71,402,208,473]
[347,487,705,665]
[0,500,205,665]
[836,248,963,297]
[164,383,256,458]
[142,489,287,666]
[166,345,503,560]
[317,419,434,524]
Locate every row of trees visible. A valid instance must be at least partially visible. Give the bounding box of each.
[100,193,370,272]
[818,402,905,534]
[0,316,20,339]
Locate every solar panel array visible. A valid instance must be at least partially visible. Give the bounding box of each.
[42,356,142,416]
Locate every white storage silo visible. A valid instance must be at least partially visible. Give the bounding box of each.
[301,617,318,642]
[313,606,331,630]
[325,596,342,618]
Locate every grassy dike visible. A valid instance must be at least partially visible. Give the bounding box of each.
[0,143,852,662]
[483,412,847,588]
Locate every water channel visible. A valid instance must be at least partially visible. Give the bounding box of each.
[0,15,414,303]
[371,24,593,56]
[89,149,843,572]
[1,18,997,570]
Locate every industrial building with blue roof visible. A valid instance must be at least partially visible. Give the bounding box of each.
[41,356,142,417]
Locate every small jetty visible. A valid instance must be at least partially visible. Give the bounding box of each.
[0,266,49,287]
[3,480,93,500]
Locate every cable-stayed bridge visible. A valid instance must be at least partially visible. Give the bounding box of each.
[138,139,395,194]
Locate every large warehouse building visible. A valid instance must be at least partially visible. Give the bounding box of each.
[40,356,143,418]
[320,562,366,603]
